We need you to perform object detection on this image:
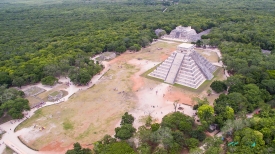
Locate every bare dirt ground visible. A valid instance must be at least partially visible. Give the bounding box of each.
[16,41,226,153]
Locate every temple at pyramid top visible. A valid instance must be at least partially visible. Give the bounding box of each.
[149,43,217,89]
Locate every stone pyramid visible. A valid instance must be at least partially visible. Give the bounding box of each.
[149,43,216,89]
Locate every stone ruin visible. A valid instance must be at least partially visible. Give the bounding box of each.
[98,52,116,61]
[261,49,271,54]
[24,86,46,96]
[155,29,165,37]
[48,91,63,101]
[164,26,200,42]
[149,43,217,89]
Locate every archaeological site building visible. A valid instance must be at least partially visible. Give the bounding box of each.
[149,43,216,89]
[165,26,200,42]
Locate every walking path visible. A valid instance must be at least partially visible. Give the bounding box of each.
[0,61,110,154]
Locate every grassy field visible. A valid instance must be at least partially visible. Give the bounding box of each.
[26,96,42,108]
[15,41,223,151]
[140,42,180,61]
[15,60,138,150]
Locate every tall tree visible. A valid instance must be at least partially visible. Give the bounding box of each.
[115,124,136,140]
[66,142,92,154]
[0,72,12,87]
[120,112,134,125]
[197,104,214,124]
[210,81,227,93]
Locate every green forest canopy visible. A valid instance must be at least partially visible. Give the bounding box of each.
[1,0,275,87]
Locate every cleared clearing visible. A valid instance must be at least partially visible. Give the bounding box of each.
[16,41,226,153]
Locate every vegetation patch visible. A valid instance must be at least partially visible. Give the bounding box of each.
[267,70,275,79]
[76,123,94,139]
[0,130,6,140]
[2,146,15,154]
[63,119,74,130]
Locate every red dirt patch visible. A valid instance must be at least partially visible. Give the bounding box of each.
[131,74,144,92]
[109,52,131,64]
[165,90,193,106]
[160,54,169,61]
[40,141,93,154]
[40,141,72,154]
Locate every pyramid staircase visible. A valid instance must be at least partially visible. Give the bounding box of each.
[149,43,217,89]
[164,53,185,84]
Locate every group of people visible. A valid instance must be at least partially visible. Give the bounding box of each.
[33,125,45,131]
[32,102,46,109]
[65,82,73,86]
[10,119,22,124]
[54,98,65,103]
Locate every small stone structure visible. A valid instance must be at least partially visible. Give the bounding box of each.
[48,91,63,101]
[261,49,271,54]
[155,29,166,37]
[164,26,200,42]
[98,52,116,61]
[149,43,217,89]
[24,86,46,96]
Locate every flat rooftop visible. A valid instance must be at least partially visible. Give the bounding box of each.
[178,43,195,49]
